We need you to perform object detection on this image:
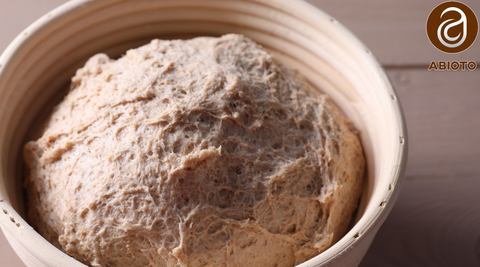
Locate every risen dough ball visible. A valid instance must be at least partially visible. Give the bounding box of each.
[24,34,364,267]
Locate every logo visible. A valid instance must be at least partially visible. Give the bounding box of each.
[427,1,478,53]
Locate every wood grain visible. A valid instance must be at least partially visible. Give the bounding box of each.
[360,178,480,267]
[386,68,480,179]
[307,0,480,66]
[358,68,480,267]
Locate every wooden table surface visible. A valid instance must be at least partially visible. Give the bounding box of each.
[1,0,479,266]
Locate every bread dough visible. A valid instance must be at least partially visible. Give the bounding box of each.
[24,34,364,267]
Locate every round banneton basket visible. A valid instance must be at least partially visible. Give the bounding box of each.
[0,0,407,266]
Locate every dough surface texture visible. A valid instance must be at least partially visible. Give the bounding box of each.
[24,34,364,267]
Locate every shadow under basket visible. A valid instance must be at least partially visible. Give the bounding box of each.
[0,0,407,266]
